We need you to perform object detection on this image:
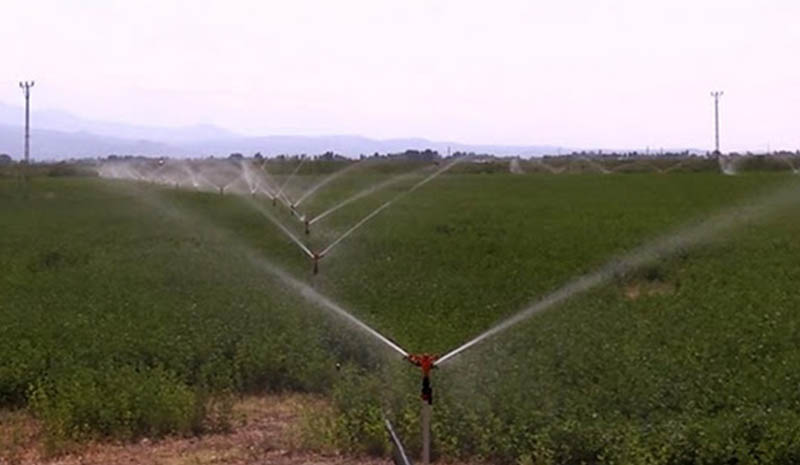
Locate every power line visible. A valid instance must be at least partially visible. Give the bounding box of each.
[19,81,35,163]
[710,91,723,155]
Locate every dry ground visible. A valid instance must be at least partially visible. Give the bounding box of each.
[0,395,390,465]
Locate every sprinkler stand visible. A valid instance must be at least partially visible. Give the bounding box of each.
[305,219,310,235]
[407,353,439,464]
[312,252,323,275]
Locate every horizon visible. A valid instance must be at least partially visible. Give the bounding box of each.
[2,0,800,154]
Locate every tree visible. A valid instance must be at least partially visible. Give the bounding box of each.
[0,154,13,165]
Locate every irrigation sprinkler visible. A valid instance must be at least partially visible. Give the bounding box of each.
[407,353,439,465]
[305,218,310,235]
[312,251,324,274]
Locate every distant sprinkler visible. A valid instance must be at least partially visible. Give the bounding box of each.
[272,197,277,207]
[710,91,724,155]
[219,186,225,196]
[304,218,310,235]
[312,252,324,275]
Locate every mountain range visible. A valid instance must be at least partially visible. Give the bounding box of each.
[0,103,565,160]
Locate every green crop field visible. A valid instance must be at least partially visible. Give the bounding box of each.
[2,164,800,464]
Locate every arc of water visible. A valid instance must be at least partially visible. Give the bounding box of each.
[260,163,284,194]
[309,166,431,226]
[577,157,611,174]
[537,160,564,174]
[779,157,798,174]
[241,196,315,258]
[320,200,393,256]
[294,159,370,208]
[239,161,259,194]
[663,160,687,173]
[267,265,409,358]
[435,180,800,366]
[109,178,409,359]
[319,157,467,257]
[256,184,276,200]
[276,156,308,203]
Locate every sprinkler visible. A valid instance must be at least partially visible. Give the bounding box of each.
[407,354,439,404]
[312,252,324,275]
[272,197,277,207]
[407,353,439,464]
[305,219,310,235]
[218,186,224,196]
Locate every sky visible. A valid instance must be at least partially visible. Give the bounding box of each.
[1,0,799,152]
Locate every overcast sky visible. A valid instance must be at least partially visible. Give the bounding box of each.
[1,0,799,151]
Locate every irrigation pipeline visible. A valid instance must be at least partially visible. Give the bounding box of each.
[319,156,468,257]
[436,179,800,366]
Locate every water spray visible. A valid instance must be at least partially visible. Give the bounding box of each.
[319,157,468,258]
[435,179,800,367]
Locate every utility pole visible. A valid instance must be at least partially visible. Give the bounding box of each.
[19,81,34,163]
[710,91,723,155]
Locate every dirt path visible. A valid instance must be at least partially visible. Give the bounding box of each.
[1,395,389,465]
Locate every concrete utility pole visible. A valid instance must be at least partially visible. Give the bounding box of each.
[710,91,723,155]
[19,81,34,163]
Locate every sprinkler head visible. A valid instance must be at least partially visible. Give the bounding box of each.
[305,219,310,235]
[272,198,277,206]
[312,252,323,275]
[407,354,439,404]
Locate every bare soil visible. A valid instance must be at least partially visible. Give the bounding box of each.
[0,395,389,465]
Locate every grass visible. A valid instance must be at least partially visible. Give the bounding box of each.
[2,165,800,463]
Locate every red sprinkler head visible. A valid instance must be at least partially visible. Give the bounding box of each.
[407,354,439,404]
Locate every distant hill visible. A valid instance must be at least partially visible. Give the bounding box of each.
[0,124,181,160]
[0,102,563,159]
